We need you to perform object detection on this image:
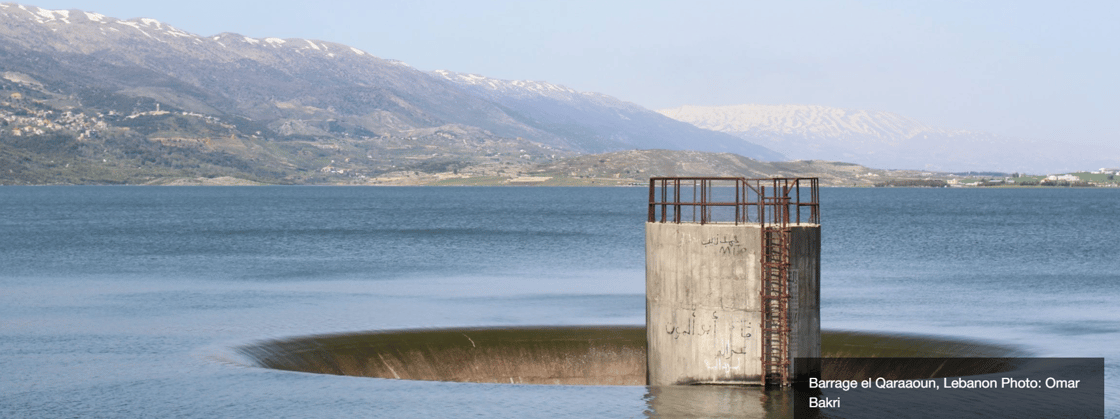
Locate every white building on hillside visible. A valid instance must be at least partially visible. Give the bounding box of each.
[1047,174,1080,182]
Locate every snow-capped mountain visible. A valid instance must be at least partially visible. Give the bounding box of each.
[659,104,1103,173]
[0,3,539,138]
[0,3,781,163]
[661,104,931,142]
[433,71,784,159]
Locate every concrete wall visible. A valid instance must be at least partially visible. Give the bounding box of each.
[646,222,820,386]
[789,226,821,382]
[240,327,648,386]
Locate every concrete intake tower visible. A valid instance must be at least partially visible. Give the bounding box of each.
[646,177,820,386]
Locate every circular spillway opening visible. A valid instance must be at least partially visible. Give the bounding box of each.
[238,326,1019,386]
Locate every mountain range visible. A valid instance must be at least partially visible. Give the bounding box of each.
[0,3,1101,186]
[0,3,792,185]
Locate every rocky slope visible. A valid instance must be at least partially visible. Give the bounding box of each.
[0,4,544,140]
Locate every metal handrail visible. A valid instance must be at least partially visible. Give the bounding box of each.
[648,177,819,225]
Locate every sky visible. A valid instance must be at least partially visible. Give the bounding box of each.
[23,0,1120,148]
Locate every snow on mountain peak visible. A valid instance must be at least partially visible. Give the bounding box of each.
[1,3,397,64]
[432,70,617,104]
[35,7,67,22]
[658,104,933,140]
[0,3,204,40]
[2,4,71,24]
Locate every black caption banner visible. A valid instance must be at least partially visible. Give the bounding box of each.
[792,357,1104,418]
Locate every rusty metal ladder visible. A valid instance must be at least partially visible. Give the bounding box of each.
[760,187,792,387]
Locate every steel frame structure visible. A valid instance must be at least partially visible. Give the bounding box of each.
[647,177,819,225]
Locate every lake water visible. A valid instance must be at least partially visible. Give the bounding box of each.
[0,186,1116,418]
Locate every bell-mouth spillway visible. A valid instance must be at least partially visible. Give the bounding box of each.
[237,326,1020,386]
[238,178,1020,386]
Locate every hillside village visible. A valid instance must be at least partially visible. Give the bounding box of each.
[1,93,109,140]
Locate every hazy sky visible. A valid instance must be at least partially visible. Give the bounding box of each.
[25,1,1120,148]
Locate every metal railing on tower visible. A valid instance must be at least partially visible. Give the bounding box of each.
[648,177,819,225]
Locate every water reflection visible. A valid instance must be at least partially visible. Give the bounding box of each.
[643,385,786,418]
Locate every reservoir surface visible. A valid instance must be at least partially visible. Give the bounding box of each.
[0,186,1116,417]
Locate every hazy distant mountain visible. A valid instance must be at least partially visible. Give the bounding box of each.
[659,104,1100,173]
[433,71,784,160]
